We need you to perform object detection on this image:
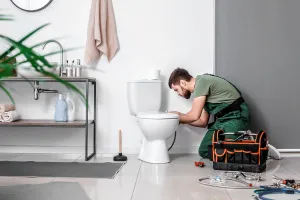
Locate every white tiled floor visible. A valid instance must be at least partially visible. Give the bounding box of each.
[0,153,299,200]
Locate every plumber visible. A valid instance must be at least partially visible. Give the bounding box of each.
[168,68,251,159]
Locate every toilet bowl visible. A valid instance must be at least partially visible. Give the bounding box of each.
[136,111,179,164]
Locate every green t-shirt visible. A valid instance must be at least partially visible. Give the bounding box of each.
[193,74,241,104]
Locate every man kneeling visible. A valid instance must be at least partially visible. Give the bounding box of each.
[168,68,251,159]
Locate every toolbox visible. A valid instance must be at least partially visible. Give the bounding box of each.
[208,130,268,173]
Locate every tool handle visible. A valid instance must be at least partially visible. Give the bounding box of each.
[119,130,122,153]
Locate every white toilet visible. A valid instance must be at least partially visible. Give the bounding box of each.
[127,79,179,164]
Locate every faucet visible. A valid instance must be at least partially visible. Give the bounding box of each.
[42,40,64,77]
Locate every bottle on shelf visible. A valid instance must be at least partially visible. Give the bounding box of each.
[54,94,67,122]
[65,93,75,122]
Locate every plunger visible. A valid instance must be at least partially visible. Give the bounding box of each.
[113,130,127,161]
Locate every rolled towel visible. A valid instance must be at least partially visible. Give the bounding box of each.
[2,110,20,122]
[0,114,3,122]
[0,104,15,114]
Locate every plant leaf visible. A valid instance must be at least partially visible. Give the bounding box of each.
[0,23,50,60]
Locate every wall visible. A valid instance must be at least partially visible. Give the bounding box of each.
[215,0,300,149]
[0,0,214,154]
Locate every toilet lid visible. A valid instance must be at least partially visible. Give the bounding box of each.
[137,112,179,119]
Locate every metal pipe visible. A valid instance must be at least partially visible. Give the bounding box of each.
[33,81,58,100]
[42,40,64,77]
[34,81,39,100]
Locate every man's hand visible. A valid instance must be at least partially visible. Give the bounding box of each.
[168,111,182,124]
[168,111,183,116]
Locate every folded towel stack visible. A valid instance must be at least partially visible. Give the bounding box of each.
[0,104,20,122]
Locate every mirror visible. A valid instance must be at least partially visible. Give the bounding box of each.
[10,0,53,12]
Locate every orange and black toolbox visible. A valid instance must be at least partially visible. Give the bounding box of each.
[208,130,268,173]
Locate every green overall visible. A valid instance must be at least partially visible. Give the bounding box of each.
[198,102,251,158]
[193,74,251,158]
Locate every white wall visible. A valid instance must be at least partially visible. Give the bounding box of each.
[0,0,214,154]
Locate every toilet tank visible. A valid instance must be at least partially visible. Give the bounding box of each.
[127,80,162,115]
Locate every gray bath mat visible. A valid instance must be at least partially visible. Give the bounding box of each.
[0,182,91,200]
[0,161,125,178]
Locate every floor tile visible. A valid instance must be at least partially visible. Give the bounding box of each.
[76,154,141,177]
[171,161,216,177]
[0,177,54,186]
[52,176,136,200]
[139,162,175,177]
[178,192,232,200]
[0,153,23,161]
[133,174,176,195]
[175,176,231,200]
[132,193,179,200]
[279,157,300,177]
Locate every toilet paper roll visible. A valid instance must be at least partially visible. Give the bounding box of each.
[147,68,160,80]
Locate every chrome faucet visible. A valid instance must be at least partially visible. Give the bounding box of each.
[42,40,64,77]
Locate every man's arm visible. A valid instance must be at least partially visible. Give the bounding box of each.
[178,96,206,124]
[189,109,209,128]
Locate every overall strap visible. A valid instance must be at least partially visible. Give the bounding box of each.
[204,73,242,95]
[204,74,244,129]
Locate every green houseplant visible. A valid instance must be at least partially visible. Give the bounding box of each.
[0,12,85,104]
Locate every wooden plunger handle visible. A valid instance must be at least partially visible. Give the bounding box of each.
[119,130,122,153]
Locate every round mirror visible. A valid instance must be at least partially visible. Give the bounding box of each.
[10,0,53,12]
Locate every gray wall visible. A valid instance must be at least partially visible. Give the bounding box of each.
[215,0,300,149]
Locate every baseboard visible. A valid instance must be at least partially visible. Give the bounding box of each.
[278,149,300,153]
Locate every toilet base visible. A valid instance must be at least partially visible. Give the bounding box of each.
[138,138,170,164]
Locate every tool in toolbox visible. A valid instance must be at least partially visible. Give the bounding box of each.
[209,129,268,173]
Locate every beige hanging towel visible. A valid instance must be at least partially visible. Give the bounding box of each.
[84,0,119,64]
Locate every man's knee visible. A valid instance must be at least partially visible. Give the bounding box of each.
[198,149,208,158]
[198,141,211,158]
[198,129,214,158]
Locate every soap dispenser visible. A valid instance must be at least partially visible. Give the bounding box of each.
[54,94,67,122]
[65,93,75,122]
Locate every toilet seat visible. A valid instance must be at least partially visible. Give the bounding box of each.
[137,112,179,119]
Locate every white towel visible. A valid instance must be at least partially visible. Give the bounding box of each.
[0,114,4,122]
[2,110,20,122]
[84,0,119,64]
[0,104,15,114]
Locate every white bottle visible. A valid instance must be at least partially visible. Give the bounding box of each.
[65,93,75,122]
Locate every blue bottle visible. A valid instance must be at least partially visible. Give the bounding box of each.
[54,94,67,122]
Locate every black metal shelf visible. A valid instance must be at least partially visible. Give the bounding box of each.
[0,120,94,128]
[0,77,97,161]
[0,77,96,83]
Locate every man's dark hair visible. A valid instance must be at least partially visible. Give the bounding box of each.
[168,68,193,88]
